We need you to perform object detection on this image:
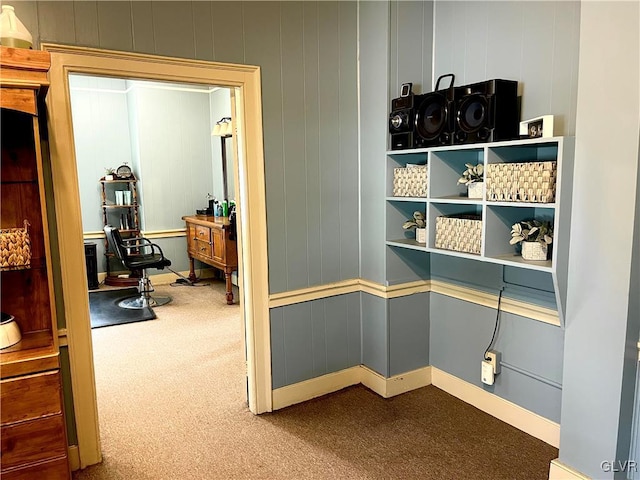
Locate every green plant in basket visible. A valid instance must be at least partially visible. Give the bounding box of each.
[509,219,553,246]
[402,211,426,230]
[457,163,483,185]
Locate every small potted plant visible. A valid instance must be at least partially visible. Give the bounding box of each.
[509,219,553,260]
[457,163,484,199]
[104,167,115,181]
[403,211,426,244]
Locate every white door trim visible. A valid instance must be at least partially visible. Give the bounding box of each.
[42,44,272,468]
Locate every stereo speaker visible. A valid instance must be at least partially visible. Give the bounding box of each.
[389,83,416,150]
[412,73,456,148]
[453,79,519,145]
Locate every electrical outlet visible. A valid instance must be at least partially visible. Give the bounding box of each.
[486,350,501,375]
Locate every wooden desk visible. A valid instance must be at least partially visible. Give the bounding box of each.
[182,215,238,304]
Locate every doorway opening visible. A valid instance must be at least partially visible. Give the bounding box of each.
[43,44,272,469]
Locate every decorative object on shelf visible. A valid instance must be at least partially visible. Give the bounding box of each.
[0,5,32,49]
[212,116,233,212]
[519,115,556,139]
[0,312,21,349]
[0,219,31,270]
[393,164,428,197]
[402,211,426,243]
[486,161,557,203]
[457,162,484,199]
[435,214,482,254]
[104,167,115,181]
[116,163,133,179]
[510,219,553,261]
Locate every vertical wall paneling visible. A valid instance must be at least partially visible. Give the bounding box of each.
[282,302,314,386]
[429,294,563,422]
[433,1,580,136]
[209,88,233,202]
[150,2,195,59]
[389,293,430,377]
[361,293,389,377]
[303,2,322,287]
[270,293,361,389]
[358,0,390,284]
[270,308,286,389]
[37,1,76,46]
[281,2,309,290]
[318,1,341,285]
[192,2,215,62]
[243,2,286,294]
[391,1,430,95]
[130,2,155,54]
[95,1,133,53]
[338,1,359,281]
[210,2,245,64]
[72,1,99,48]
[560,2,640,475]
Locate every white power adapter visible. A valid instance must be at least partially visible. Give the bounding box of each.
[481,360,495,385]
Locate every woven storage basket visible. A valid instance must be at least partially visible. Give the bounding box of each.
[0,220,31,270]
[435,214,482,254]
[393,165,428,197]
[486,161,557,203]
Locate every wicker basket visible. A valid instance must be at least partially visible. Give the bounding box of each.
[521,241,549,261]
[393,165,428,197]
[0,220,31,270]
[486,161,557,203]
[435,214,482,254]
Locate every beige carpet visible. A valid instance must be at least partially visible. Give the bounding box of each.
[74,281,557,480]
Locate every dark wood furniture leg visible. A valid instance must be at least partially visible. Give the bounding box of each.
[224,269,234,304]
[188,256,198,283]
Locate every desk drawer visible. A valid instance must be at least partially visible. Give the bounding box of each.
[1,371,62,425]
[1,414,67,472]
[1,457,70,480]
[194,225,211,242]
[194,239,213,260]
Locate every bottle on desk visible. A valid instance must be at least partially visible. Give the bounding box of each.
[222,200,229,217]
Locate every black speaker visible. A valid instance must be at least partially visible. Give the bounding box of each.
[412,74,456,148]
[84,242,99,290]
[389,84,416,150]
[453,79,519,145]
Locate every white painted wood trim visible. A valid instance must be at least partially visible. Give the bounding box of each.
[43,43,271,469]
[84,228,187,240]
[270,278,558,326]
[549,459,591,480]
[273,366,432,410]
[68,445,80,471]
[272,367,362,410]
[360,366,432,398]
[269,279,361,308]
[431,367,560,448]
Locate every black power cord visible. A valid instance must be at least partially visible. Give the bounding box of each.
[484,288,503,361]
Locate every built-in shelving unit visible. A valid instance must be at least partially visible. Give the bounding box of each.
[386,136,575,325]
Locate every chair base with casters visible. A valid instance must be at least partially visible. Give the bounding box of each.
[104,225,173,310]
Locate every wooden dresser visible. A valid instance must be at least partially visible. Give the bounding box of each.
[182,215,238,304]
[0,47,71,479]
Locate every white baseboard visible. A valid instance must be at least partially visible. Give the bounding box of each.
[68,444,80,471]
[431,367,560,448]
[272,365,432,410]
[360,366,432,398]
[272,367,362,410]
[549,459,590,480]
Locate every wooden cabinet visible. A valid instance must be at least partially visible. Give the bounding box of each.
[0,46,70,479]
[100,177,141,286]
[183,215,238,304]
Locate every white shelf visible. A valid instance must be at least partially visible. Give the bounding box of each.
[385,136,575,326]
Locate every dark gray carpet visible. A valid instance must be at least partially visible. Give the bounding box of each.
[89,288,156,329]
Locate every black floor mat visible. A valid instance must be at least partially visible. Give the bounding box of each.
[89,288,156,329]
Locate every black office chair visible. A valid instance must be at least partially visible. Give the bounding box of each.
[104,225,172,309]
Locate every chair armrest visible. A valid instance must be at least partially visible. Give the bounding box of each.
[120,237,166,259]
